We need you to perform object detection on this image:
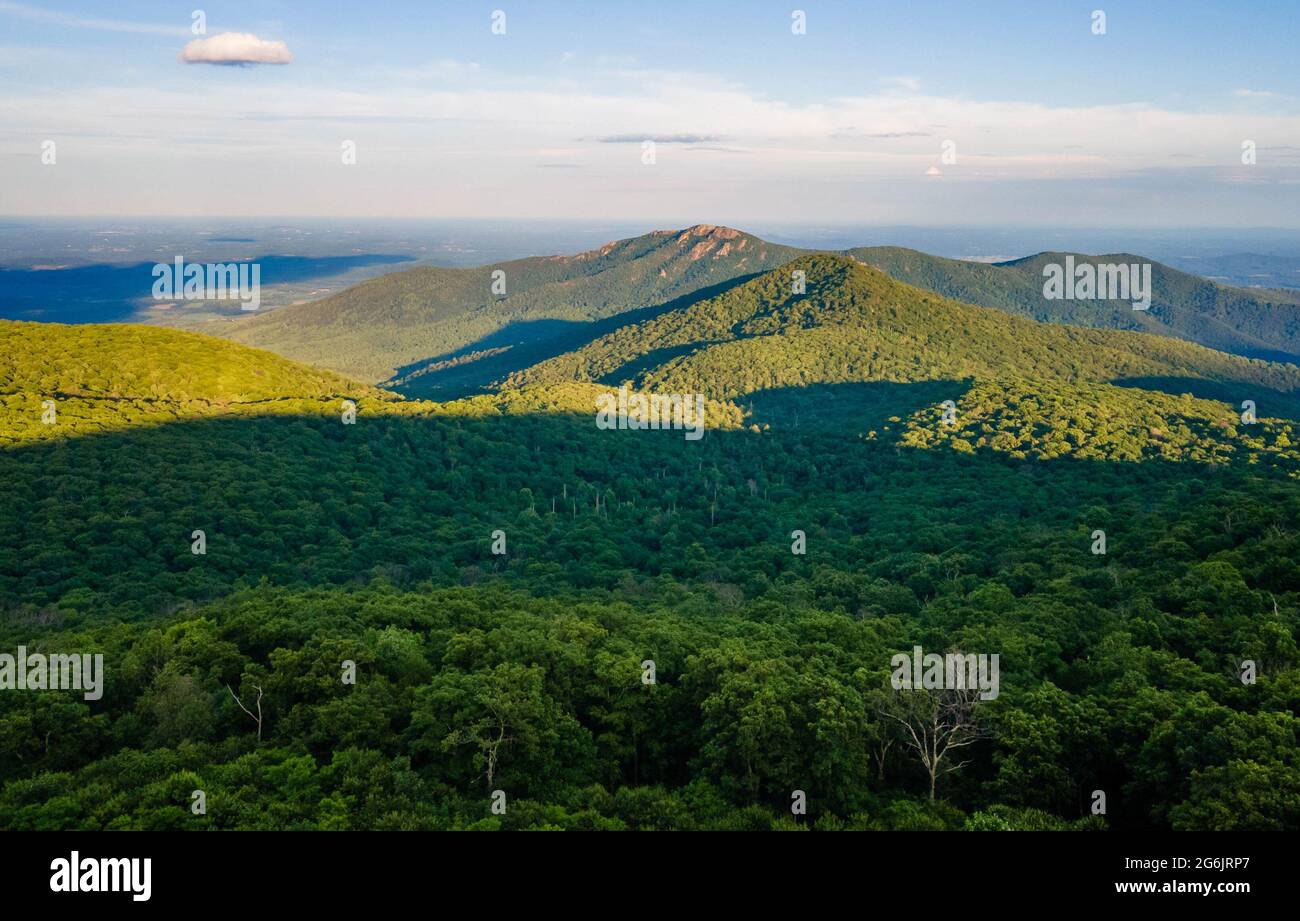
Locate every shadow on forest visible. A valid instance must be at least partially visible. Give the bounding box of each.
[2,379,1290,622]
[385,273,769,400]
[1112,376,1300,420]
[740,381,972,432]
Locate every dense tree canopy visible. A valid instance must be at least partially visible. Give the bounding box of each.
[2,257,1298,831]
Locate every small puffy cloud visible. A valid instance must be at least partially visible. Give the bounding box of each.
[179,32,292,66]
[925,166,942,177]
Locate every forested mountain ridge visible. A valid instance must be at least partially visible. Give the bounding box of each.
[1,320,381,404]
[0,320,398,445]
[507,254,1300,407]
[851,246,1300,364]
[224,225,802,385]
[0,319,748,448]
[216,228,1300,401]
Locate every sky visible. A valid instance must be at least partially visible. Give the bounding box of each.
[1,0,1299,226]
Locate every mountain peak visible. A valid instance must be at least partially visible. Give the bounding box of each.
[677,223,746,240]
[571,225,751,262]
[667,224,753,261]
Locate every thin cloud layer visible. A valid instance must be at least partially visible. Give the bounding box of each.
[4,59,1298,222]
[179,32,292,66]
[597,134,724,144]
[0,0,188,35]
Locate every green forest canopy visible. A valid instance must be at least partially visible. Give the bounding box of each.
[2,255,1298,830]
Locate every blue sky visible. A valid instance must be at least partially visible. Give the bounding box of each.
[2,0,1298,225]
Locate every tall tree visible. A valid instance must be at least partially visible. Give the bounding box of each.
[875,683,989,801]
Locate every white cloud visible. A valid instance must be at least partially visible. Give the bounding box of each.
[179,32,292,66]
[2,68,1298,222]
[10,79,1300,176]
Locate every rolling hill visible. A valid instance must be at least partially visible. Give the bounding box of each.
[507,253,1300,406]
[498,252,1300,468]
[0,321,383,404]
[0,320,399,446]
[850,247,1300,365]
[217,228,1300,402]
[223,225,802,388]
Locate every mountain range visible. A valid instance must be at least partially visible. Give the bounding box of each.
[217,225,1300,401]
[224,226,801,390]
[5,224,1300,831]
[10,246,1300,461]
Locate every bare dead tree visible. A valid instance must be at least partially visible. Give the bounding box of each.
[227,683,264,742]
[869,725,894,784]
[864,686,898,784]
[875,684,989,801]
[447,713,511,791]
[443,674,534,791]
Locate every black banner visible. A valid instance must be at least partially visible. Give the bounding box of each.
[0,831,1279,908]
